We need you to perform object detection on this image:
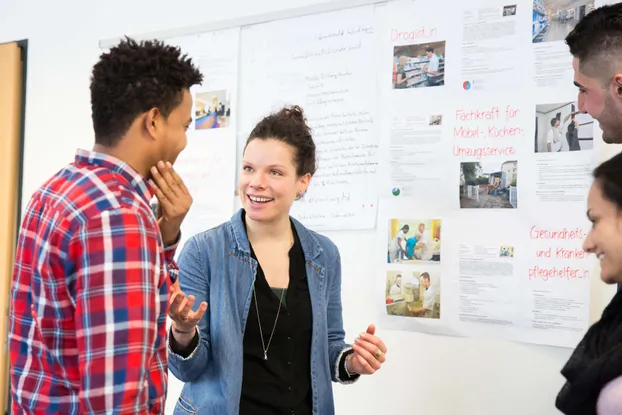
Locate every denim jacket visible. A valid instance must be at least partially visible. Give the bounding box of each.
[168,209,358,414]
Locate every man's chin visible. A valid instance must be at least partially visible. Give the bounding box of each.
[601,130,622,144]
[601,273,620,285]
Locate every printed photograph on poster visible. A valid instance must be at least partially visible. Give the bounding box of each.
[503,4,517,16]
[500,245,515,257]
[387,218,441,263]
[460,161,518,209]
[534,102,594,152]
[429,114,443,125]
[532,0,595,43]
[194,90,231,130]
[385,270,440,319]
[392,41,446,89]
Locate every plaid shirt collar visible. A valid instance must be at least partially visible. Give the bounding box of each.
[74,148,154,205]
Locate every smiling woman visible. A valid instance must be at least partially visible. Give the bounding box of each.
[556,151,622,415]
[239,105,315,224]
[166,105,388,415]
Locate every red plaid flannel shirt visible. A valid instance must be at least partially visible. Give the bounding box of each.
[9,149,179,414]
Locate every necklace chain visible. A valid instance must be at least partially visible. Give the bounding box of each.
[252,235,294,361]
[254,286,284,361]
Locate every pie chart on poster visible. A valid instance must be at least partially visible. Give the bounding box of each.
[463,81,472,90]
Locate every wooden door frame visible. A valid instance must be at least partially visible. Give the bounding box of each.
[0,38,28,415]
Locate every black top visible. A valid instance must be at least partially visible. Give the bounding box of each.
[240,214,313,415]
[556,289,622,414]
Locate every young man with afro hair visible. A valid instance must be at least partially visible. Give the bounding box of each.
[9,37,204,414]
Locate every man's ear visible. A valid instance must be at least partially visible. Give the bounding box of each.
[613,74,622,97]
[145,108,160,139]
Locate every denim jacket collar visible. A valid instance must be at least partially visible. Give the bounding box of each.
[229,208,323,261]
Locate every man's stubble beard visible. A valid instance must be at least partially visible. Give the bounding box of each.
[600,93,622,144]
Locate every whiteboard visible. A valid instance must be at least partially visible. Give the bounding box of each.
[237,5,382,230]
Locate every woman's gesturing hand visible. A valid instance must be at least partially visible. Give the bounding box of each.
[168,285,208,335]
[349,324,387,375]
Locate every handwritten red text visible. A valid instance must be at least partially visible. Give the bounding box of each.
[528,265,589,281]
[534,247,587,259]
[529,226,586,240]
[452,145,516,159]
[453,105,523,159]
[390,27,438,42]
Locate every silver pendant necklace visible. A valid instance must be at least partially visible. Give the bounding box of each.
[253,286,285,361]
[251,237,293,361]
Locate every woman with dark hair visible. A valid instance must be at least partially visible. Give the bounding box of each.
[165,105,387,414]
[556,151,622,414]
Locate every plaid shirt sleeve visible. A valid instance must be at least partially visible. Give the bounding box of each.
[69,207,170,414]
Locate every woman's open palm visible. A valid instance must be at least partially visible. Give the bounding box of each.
[168,285,208,332]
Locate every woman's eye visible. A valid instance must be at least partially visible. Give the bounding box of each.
[270,170,282,175]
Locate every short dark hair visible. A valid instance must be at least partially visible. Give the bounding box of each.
[593,151,622,209]
[426,47,433,53]
[550,118,558,127]
[90,37,203,146]
[565,4,622,81]
[420,272,430,281]
[245,105,317,177]
[402,225,410,230]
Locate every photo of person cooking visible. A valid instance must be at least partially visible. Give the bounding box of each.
[385,271,440,319]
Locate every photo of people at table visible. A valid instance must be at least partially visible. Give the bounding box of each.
[387,218,441,264]
[392,41,445,89]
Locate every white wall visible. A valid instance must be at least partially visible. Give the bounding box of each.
[0,0,618,414]
[535,111,551,152]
